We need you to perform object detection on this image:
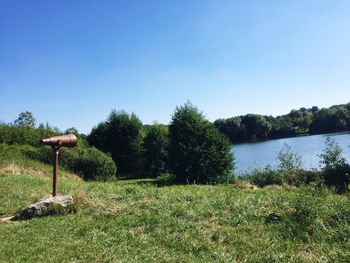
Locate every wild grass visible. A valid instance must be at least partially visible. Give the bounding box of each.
[1,164,350,262]
[0,146,349,262]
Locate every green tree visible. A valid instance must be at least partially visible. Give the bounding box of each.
[14,111,36,128]
[214,117,243,142]
[142,123,169,178]
[310,108,337,133]
[168,102,234,184]
[241,114,272,140]
[65,127,79,135]
[88,110,144,176]
[277,144,302,185]
[319,137,346,169]
[319,137,349,193]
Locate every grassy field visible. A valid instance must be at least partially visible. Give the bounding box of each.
[1,160,350,262]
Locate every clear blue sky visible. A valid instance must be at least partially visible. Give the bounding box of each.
[1,0,350,134]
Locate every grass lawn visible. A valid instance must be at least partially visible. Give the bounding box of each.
[0,166,350,262]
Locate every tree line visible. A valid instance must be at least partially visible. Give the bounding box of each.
[1,102,349,185]
[214,103,350,143]
[87,102,233,183]
[1,102,234,184]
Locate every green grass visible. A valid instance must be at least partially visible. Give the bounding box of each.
[1,167,350,263]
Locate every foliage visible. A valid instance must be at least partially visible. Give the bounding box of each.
[14,111,36,128]
[168,102,234,184]
[214,103,350,143]
[0,140,116,181]
[156,172,176,186]
[319,137,346,169]
[0,123,58,147]
[249,166,282,187]
[241,114,272,140]
[142,124,169,178]
[214,117,244,142]
[319,137,350,193]
[88,110,144,176]
[72,147,117,181]
[65,127,79,135]
[277,144,303,185]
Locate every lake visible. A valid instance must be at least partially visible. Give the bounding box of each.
[231,132,350,175]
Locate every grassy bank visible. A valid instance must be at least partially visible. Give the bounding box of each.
[1,161,350,262]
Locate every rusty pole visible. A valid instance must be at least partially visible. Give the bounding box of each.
[52,147,59,197]
[42,134,77,197]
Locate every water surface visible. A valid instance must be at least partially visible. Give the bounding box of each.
[231,132,350,175]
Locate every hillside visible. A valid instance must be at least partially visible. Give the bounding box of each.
[1,157,349,262]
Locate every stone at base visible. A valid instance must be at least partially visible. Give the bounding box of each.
[15,195,74,220]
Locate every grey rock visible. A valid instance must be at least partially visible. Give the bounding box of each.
[15,195,74,220]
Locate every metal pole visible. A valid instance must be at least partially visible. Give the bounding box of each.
[52,147,59,197]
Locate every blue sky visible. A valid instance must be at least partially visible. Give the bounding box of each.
[1,0,350,133]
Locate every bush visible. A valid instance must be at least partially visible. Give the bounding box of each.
[277,144,303,185]
[0,123,58,147]
[249,166,282,187]
[168,102,234,184]
[322,165,350,193]
[156,173,176,186]
[319,137,350,193]
[319,136,346,169]
[142,124,169,178]
[73,147,117,181]
[21,144,117,181]
[297,169,322,185]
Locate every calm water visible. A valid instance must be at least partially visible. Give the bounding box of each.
[231,132,350,175]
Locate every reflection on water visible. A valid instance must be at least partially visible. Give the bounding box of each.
[231,132,350,175]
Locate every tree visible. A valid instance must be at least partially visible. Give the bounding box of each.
[319,136,349,193]
[142,124,169,178]
[214,117,243,142]
[319,137,346,169]
[277,144,302,185]
[65,127,79,135]
[310,108,337,133]
[14,111,36,128]
[168,102,234,184]
[311,106,319,113]
[241,114,272,140]
[334,107,349,130]
[88,110,144,176]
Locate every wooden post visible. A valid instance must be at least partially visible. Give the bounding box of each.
[52,147,59,197]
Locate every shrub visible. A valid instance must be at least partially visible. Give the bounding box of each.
[21,144,116,181]
[0,123,58,147]
[297,169,322,185]
[277,144,303,185]
[168,102,234,184]
[319,137,350,193]
[156,173,176,186]
[249,166,282,187]
[319,136,346,169]
[73,147,117,181]
[142,124,169,178]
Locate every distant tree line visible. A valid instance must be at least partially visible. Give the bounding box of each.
[214,103,350,143]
